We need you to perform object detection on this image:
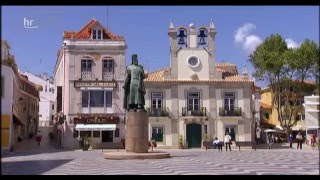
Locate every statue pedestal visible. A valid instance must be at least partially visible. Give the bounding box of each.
[125,110,148,153]
[104,109,170,159]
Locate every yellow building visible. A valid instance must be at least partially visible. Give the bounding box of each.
[260,85,315,133]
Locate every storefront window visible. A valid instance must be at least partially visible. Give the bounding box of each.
[93,131,100,138]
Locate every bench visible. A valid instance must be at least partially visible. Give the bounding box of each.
[203,141,224,151]
[235,141,256,151]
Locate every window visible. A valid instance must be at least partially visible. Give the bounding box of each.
[103,59,114,73]
[296,114,305,121]
[82,90,113,108]
[317,105,320,110]
[93,29,102,40]
[115,128,119,137]
[102,59,114,81]
[97,30,102,39]
[151,92,163,109]
[204,125,208,134]
[80,131,92,138]
[90,91,104,107]
[93,131,100,138]
[82,91,89,107]
[264,113,269,120]
[224,92,235,111]
[57,86,62,112]
[152,127,163,142]
[81,59,92,72]
[45,85,47,92]
[52,104,54,110]
[187,92,200,111]
[105,91,112,107]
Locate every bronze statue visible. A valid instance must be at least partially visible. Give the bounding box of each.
[123,54,147,111]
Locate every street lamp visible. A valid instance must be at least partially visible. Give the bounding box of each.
[252,94,257,145]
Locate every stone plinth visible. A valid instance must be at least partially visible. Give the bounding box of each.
[125,110,148,153]
[104,150,170,160]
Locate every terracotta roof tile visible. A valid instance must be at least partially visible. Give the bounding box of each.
[216,68,226,72]
[145,67,170,81]
[63,19,124,40]
[224,75,252,82]
[144,67,253,83]
[215,62,236,67]
[63,31,77,39]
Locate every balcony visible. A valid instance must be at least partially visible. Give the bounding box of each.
[81,71,92,80]
[146,108,170,117]
[182,107,207,117]
[103,71,114,81]
[219,107,242,117]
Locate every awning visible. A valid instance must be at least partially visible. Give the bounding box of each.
[75,124,116,131]
[291,125,306,131]
[276,125,284,131]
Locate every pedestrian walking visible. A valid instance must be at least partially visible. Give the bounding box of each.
[288,133,293,148]
[36,130,42,146]
[296,132,303,150]
[224,133,232,151]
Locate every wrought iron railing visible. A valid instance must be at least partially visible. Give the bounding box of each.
[181,107,207,117]
[219,107,242,116]
[103,71,114,81]
[81,71,92,80]
[146,108,170,117]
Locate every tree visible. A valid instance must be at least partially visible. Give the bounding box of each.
[249,34,319,133]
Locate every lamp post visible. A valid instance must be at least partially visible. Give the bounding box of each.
[57,112,65,149]
[252,94,257,145]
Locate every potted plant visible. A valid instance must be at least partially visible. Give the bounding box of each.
[202,134,209,150]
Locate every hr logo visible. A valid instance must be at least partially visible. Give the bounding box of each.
[23,17,39,29]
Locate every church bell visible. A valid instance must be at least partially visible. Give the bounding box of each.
[177,29,187,45]
[198,29,207,45]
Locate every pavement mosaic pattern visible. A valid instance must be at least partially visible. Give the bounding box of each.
[2,148,319,175]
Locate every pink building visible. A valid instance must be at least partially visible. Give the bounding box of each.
[53,19,126,149]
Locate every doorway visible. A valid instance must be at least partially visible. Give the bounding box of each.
[102,131,113,142]
[225,127,236,141]
[186,123,202,148]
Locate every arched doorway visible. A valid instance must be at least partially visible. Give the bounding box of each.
[186,123,202,148]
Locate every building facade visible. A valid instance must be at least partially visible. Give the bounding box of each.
[1,40,41,154]
[53,19,126,149]
[144,20,259,148]
[260,83,316,134]
[304,95,319,144]
[20,72,55,127]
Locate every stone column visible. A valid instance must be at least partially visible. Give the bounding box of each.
[125,110,149,153]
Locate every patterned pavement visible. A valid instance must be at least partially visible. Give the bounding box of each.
[2,147,319,175]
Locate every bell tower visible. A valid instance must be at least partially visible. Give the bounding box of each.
[168,19,217,80]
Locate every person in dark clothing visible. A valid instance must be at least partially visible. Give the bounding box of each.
[296,132,303,150]
[288,133,293,148]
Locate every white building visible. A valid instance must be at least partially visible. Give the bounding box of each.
[19,72,55,127]
[54,19,126,149]
[144,20,259,148]
[304,95,319,144]
[1,40,41,154]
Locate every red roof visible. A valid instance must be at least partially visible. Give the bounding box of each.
[63,19,124,40]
